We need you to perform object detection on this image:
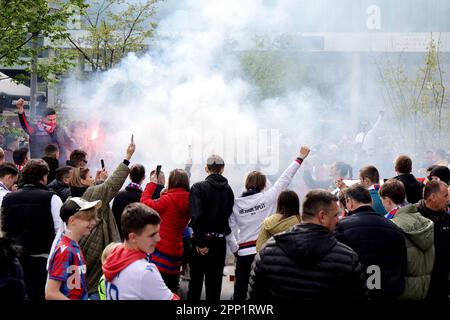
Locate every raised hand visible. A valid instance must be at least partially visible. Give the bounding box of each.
[299,146,311,160]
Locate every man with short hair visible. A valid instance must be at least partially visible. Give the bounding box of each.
[380,179,434,300]
[103,203,179,300]
[187,154,235,301]
[16,98,74,163]
[12,147,29,171]
[0,163,19,207]
[393,155,424,204]
[48,166,73,202]
[359,165,387,215]
[67,149,88,168]
[334,183,407,300]
[112,163,146,240]
[416,180,450,300]
[1,159,63,300]
[3,134,19,163]
[248,189,367,301]
[42,143,59,183]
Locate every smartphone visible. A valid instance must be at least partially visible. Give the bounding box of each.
[131,134,134,143]
[156,165,162,179]
[101,159,105,169]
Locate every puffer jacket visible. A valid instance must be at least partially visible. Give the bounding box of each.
[392,204,434,300]
[79,162,130,294]
[248,223,368,301]
[256,214,300,252]
[334,205,407,301]
[141,182,190,275]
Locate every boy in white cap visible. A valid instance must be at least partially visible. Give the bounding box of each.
[45,197,102,300]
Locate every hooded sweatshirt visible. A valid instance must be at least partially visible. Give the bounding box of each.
[189,173,234,248]
[256,214,300,252]
[102,244,178,300]
[393,174,424,204]
[248,223,367,301]
[392,204,435,300]
[227,160,302,256]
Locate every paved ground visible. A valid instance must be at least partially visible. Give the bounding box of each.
[179,265,236,300]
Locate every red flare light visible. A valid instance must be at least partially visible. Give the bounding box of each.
[90,129,98,141]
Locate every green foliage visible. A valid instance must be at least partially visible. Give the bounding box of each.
[239,50,306,99]
[0,0,87,82]
[376,35,449,152]
[69,0,160,72]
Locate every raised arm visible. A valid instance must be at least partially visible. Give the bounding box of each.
[16,98,35,135]
[265,145,310,204]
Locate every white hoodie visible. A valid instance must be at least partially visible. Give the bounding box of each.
[226,159,302,256]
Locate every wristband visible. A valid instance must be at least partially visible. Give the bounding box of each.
[296,157,303,164]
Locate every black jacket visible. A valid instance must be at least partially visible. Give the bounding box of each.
[112,186,143,240]
[189,174,234,248]
[48,179,70,202]
[0,238,27,300]
[393,174,423,204]
[1,184,56,255]
[70,185,88,198]
[42,156,59,184]
[248,223,367,301]
[334,206,407,300]
[416,200,450,300]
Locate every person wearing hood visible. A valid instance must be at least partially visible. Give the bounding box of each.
[379,179,434,300]
[256,190,301,252]
[15,98,75,164]
[392,155,423,204]
[1,159,63,300]
[187,154,234,301]
[334,183,407,301]
[102,203,179,300]
[415,180,450,300]
[248,189,367,301]
[227,146,310,301]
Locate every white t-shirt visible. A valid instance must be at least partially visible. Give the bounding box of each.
[105,259,174,300]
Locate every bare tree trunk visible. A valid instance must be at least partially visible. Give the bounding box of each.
[30,31,39,118]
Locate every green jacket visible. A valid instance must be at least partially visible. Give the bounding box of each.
[79,162,130,294]
[392,204,435,300]
[256,214,300,252]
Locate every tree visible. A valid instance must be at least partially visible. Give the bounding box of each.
[68,0,160,72]
[0,0,86,115]
[0,0,87,80]
[375,34,450,154]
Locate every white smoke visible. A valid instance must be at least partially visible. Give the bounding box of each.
[62,0,450,193]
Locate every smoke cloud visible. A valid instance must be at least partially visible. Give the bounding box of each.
[62,0,450,194]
